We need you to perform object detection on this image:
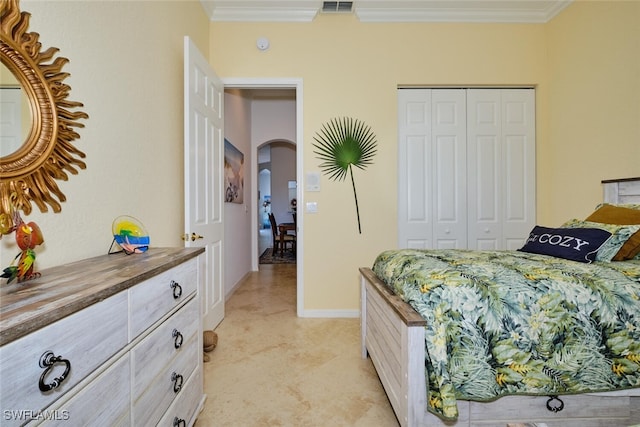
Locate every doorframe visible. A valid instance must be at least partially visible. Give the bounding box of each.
[222,77,304,317]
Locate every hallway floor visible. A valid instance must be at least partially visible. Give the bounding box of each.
[258,228,271,256]
[195,264,399,426]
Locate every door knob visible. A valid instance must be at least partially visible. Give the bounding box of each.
[181,232,203,241]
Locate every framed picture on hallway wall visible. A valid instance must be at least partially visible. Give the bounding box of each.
[224,138,244,204]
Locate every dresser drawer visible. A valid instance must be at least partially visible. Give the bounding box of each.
[0,291,128,426]
[132,329,198,425]
[40,353,131,427]
[129,258,197,339]
[157,368,203,427]
[131,297,198,400]
[468,394,632,422]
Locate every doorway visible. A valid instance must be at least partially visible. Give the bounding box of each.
[257,141,297,258]
[223,78,304,317]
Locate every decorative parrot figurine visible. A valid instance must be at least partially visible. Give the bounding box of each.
[1,219,44,284]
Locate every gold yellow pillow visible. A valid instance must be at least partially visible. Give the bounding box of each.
[585,204,640,260]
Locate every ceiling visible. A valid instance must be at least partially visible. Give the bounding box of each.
[200,0,573,23]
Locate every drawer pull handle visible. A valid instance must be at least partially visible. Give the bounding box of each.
[171,372,184,393]
[170,280,182,299]
[173,417,186,427]
[38,351,71,392]
[172,329,184,349]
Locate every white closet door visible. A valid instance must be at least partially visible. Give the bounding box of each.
[432,89,467,249]
[467,90,502,249]
[398,89,433,249]
[467,89,535,249]
[398,88,535,251]
[501,89,536,249]
[398,89,467,249]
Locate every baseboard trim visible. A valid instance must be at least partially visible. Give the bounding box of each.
[225,271,252,301]
[300,309,360,318]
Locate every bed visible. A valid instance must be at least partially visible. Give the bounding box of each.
[360,177,640,427]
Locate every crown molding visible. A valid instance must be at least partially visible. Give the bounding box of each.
[355,1,573,23]
[200,1,573,24]
[202,1,320,22]
[211,8,319,22]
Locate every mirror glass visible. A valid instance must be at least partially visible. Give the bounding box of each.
[1,62,31,157]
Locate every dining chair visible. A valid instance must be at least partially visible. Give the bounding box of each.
[289,212,297,237]
[268,213,295,255]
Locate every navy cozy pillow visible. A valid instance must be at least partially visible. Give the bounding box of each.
[519,225,612,263]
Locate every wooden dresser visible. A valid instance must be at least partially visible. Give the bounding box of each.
[0,247,205,426]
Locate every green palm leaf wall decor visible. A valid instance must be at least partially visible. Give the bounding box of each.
[312,117,377,234]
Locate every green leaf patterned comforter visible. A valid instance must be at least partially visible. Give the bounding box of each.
[372,249,640,421]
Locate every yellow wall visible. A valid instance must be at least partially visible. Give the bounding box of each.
[211,17,549,310]
[0,0,209,268]
[544,0,640,224]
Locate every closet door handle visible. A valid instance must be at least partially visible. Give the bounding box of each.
[172,329,184,349]
[173,417,186,427]
[170,280,182,299]
[38,351,71,392]
[171,372,184,393]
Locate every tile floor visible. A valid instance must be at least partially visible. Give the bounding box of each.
[258,228,271,256]
[194,264,399,426]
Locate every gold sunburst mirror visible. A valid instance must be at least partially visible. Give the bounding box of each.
[0,0,88,233]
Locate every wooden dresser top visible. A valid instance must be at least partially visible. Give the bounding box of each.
[0,247,204,346]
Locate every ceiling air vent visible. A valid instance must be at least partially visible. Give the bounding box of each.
[321,1,353,13]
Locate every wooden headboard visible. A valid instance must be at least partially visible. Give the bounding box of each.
[603,177,640,204]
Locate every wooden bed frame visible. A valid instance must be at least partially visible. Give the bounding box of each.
[360,177,640,427]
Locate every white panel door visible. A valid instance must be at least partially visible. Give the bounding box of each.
[184,37,224,330]
[432,89,467,249]
[467,89,535,249]
[467,90,502,250]
[398,88,535,251]
[501,89,536,249]
[398,89,433,249]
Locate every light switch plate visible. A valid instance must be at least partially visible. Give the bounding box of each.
[306,172,320,192]
[306,202,318,213]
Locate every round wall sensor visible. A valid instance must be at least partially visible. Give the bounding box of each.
[256,37,270,51]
